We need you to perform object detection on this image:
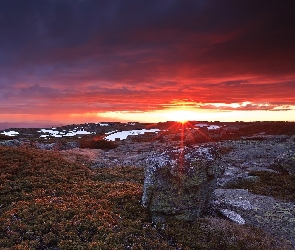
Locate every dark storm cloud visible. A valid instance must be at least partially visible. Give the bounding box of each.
[6,84,63,99]
[1,0,295,114]
[1,0,294,67]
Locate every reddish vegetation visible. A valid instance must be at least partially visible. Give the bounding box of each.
[80,137,117,150]
[0,146,290,249]
[0,134,13,140]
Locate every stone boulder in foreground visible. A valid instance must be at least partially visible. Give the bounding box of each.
[142,145,224,223]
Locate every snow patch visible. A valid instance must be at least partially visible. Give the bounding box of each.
[195,124,221,130]
[1,130,19,136]
[105,129,160,141]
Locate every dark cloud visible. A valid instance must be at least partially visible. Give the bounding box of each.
[0,0,295,117]
[6,84,63,99]
[219,80,249,87]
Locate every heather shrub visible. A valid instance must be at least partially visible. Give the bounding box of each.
[0,134,12,140]
[80,137,117,149]
[0,146,290,249]
[163,217,290,250]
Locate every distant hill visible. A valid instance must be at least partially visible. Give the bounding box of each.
[0,122,64,130]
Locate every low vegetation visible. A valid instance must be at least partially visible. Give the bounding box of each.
[80,137,118,150]
[225,171,295,202]
[0,146,290,249]
[0,134,13,140]
[237,122,295,137]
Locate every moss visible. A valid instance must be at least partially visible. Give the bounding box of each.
[225,171,295,202]
[161,217,290,250]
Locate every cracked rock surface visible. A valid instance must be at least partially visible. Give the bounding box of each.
[216,135,295,186]
[142,145,224,223]
[212,188,295,247]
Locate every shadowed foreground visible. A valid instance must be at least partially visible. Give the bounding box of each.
[0,146,291,249]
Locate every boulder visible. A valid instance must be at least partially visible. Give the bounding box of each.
[142,145,224,223]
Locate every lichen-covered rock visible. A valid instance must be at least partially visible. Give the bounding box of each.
[212,188,295,247]
[142,145,224,223]
[219,209,245,224]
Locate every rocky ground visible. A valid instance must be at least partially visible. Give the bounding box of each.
[1,123,295,248]
[212,188,295,247]
[217,135,295,185]
[213,135,295,247]
[60,134,295,247]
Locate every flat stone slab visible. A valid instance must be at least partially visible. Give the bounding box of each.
[213,189,295,247]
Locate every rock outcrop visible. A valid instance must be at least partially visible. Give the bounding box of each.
[142,145,224,223]
[271,152,295,176]
[0,139,21,147]
[212,188,295,247]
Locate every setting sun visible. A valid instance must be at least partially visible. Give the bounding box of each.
[165,109,196,123]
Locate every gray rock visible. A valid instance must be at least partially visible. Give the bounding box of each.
[60,141,80,150]
[91,161,110,168]
[220,209,245,224]
[142,145,224,223]
[271,152,295,176]
[212,188,295,247]
[35,142,59,150]
[217,168,260,187]
[216,137,295,186]
[0,139,21,147]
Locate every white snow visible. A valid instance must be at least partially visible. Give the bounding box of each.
[38,128,93,138]
[75,130,92,135]
[195,123,208,128]
[207,125,220,130]
[105,129,160,141]
[195,124,221,130]
[63,132,77,137]
[1,130,20,136]
[39,129,59,134]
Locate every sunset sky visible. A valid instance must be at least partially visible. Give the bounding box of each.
[1,0,295,125]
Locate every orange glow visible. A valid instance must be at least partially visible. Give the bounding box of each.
[164,109,197,123]
[1,104,295,125]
